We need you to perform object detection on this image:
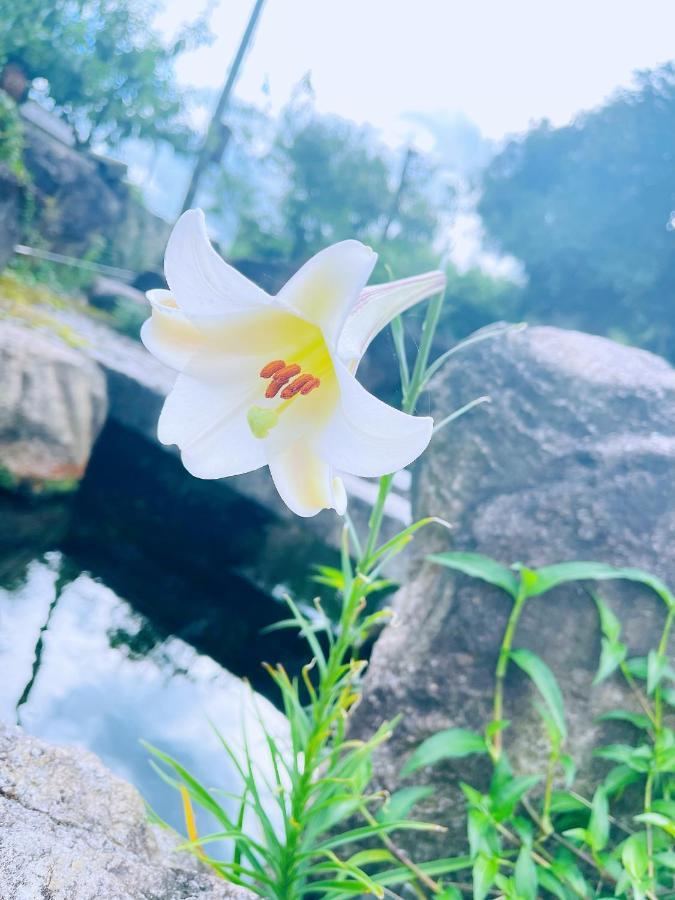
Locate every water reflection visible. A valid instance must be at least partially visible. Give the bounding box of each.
[0,550,287,833]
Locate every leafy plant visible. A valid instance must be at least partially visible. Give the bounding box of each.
[0,92,26,179]
[417,553,675,898]
[146,281,517,897]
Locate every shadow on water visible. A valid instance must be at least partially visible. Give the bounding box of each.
[0,421,338,831]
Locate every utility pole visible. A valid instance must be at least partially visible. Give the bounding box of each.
[381,145,416,242]
[180,0,267,214]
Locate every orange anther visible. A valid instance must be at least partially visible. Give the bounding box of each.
[265,379,285,398]
[271,363,301,386]
[280,374,315,400]
[300,377,320,395]
[260,359,286,378]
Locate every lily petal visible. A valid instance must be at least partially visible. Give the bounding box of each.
[269,440,347,517]
[165,209,270,315]
[278,240,377,346]
[140,289,201,371]
[338,270,446,366]
[317,360,433,478]
[158,366,266,479]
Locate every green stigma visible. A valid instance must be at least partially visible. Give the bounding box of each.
[247,405,278,439]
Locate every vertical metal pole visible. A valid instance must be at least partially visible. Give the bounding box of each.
[180,0,267,214]
[381,145,415,242]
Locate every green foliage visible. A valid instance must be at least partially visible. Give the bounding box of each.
[479,62,675,360]
[419,552,675,897]
[0,0,208,149]
[221,96,449,280]
[402,729,488,775]
[146,277,497,898]
[0,92,26,178]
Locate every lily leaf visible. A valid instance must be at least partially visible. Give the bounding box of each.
[510,648,567,739]
[402,728,488,775]
[427,552,519,598]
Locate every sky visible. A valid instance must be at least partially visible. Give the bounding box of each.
[156,0,675,145]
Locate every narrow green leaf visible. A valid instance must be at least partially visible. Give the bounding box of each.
[376,786,434,823]
[368,516,448,571]
[427,551,519,598]
[491,774,540,821]
[625,656,648,680]
[526,562,674,609]
[594,637,627,684]
[402,727,488,774]
[370,856,472,888]
[433,395,491,436]
[598,709,651,731]
[622,833,649,879]
[562,827,590,844]
[549,791,587,814]
[468,807,498,859]
[537,867,568,900]
[473,854,499,900]
[347,849,395,867]
[603,764,640,796]
[510,648,567,739]
[514,846,538,900]
[634,812,675,838]
[588,786,610,851]
[485,719,510,740]
[594,743,652,772]
[390,315,410,393]
[593,592,622,643]
[655,850,675,870]
[647,649,666,694]
[559,754,576,788]
[422,321,526,386]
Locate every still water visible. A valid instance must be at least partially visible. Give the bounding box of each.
[0,470,291,834]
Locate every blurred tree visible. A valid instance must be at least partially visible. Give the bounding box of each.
[479,63,675,358]
[220,97,450,280]
[0,0,209,150]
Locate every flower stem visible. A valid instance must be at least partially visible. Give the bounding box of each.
[492,586,527,759]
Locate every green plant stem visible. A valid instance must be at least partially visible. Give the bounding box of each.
[361,290,446,571]
[522,797,617,892]
[654,607,674,729]
[644,772,655,891]
[362,474,395,568]
[491,587,527,759]
[619,660,656,727]
[359,805,441,895]
[405,292,444,410]
[277,577,365,896]
[541,749,557,833]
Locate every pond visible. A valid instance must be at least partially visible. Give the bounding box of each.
[0,423,318,835]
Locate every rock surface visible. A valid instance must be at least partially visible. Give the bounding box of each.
[349,325,675,855]
[0,721,253,900]
[0,320,107,494]
[21,120,126,258]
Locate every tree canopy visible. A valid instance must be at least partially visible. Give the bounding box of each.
[215,97,451,282]
[0,0,208,149]
[479,63,675,358]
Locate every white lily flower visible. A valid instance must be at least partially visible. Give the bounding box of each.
[141,209,445,518]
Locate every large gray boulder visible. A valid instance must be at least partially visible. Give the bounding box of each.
[0,321,108,494]
[0,721,252,900]
[21,119,126,258]
[350,326,675,856]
